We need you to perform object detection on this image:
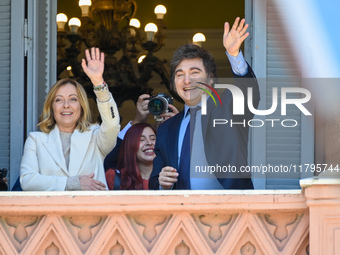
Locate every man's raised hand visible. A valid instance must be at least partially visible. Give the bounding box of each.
[223,17,249,57]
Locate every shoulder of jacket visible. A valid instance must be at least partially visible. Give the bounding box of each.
[28,131,47,138]
[89,123,100,131]
[161,112,182,128]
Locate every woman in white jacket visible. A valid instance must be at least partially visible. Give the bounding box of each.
[20,48,120,191]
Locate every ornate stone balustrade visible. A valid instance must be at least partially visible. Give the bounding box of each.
[300,178,340,255]
[0,179,339,255]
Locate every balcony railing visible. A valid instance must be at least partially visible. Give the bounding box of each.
[0,178,339,255]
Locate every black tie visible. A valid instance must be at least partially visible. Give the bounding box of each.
[177,107,200,189]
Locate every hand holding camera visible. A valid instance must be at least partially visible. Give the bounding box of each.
[132,93,178,126]
[131,94,150,125]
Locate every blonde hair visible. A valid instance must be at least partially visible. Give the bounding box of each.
[38,78,92,133]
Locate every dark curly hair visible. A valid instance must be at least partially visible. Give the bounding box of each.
[170,43,217,90]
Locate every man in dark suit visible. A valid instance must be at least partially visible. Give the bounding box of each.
[149,17,260,190]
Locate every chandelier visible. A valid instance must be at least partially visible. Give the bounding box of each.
[56,0,182,107]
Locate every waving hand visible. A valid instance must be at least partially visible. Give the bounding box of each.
[81,47,105,86]
[223,17,249,57]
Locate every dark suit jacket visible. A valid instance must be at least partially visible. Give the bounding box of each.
[104,137,123,171]
[149,65,260,190]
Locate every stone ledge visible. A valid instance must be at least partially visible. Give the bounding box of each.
[0,191,307,215]
[0,189,303,197]
[300,176,340,187]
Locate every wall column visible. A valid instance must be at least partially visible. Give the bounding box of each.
[300,177,340,255]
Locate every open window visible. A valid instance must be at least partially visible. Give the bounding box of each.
[5,0,57,189]
[245,0,315,189]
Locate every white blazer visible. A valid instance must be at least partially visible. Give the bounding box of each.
[20,95,120,191]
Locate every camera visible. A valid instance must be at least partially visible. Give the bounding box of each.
[147,93,173,120]
[0,168,8,191]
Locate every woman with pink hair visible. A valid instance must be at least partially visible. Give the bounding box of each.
[105,123,156,190]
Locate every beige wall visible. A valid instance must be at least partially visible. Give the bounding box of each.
[57,1,245,30]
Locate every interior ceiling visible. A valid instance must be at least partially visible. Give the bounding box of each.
[57,0,245,126]
[57,0,245,30]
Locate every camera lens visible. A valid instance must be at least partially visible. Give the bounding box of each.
[148,97,167,115]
